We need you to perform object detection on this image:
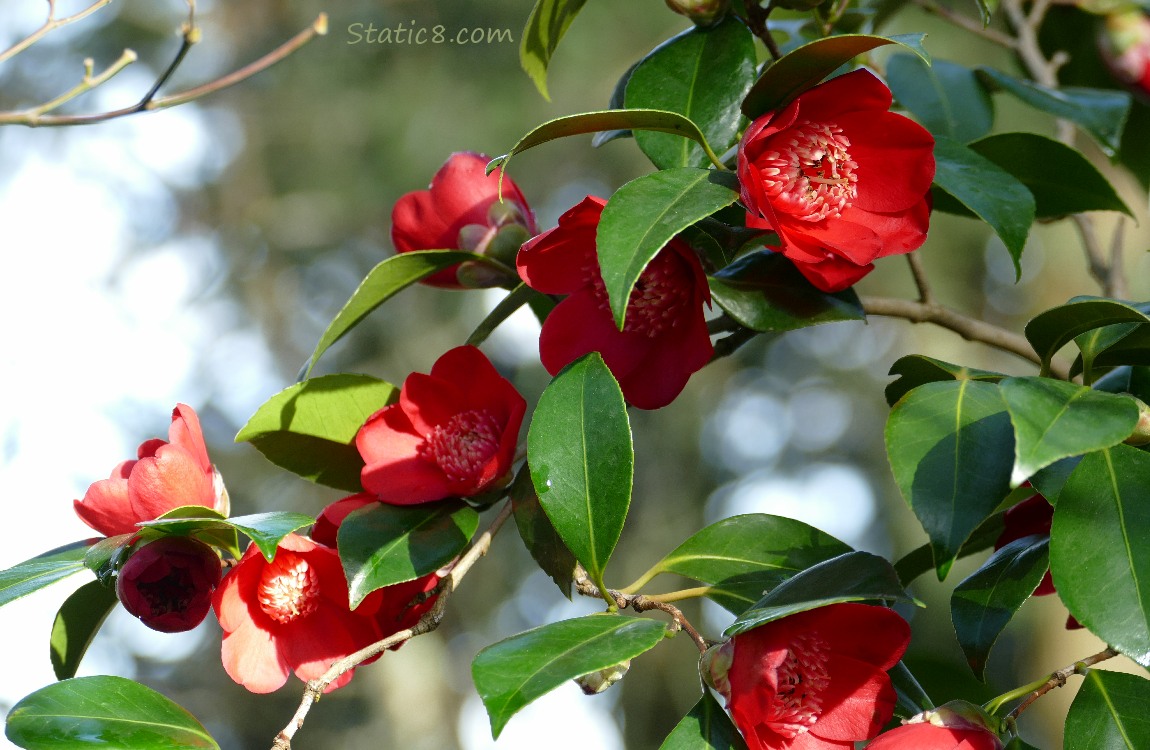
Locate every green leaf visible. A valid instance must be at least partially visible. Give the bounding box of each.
[894,511,1006,585]
[741,34,929,118]
[885,355,1005,407]
[528,353,633,594]
[1025,297,1150,373]
[50,580,118,681]
[5,675,219,749]
[468,284,543,348]
[598,168,740,329]
[999,376,1139,486]
[976,68,1131,157]
[630,514,852,614]
[1028,456,1082,506]
[951,534,1050,679]
[132,506,238,559]
[885,54,993,143]
[725,551,913,636]
[931,136,1035,277]
[338,500,479,608]
[519,0,588,100]
[0,541,93,609]
[1065,670,1150,750]
[708,251,864,334]
[885,380,1015,578]
[303,251,488,377]
[1074,322,1150,379]
[511,466,577,600]
[235,373,398,492]
[591,61,640,147]
[967,133,1132,219]
[1051,446,1150,666]
[471,615,667,739]
[658,693,749,750]
[625,16,756,169]
[139,512,315,563]
[83,535,133,586]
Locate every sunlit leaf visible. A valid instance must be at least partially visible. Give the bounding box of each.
[519,0,589,100]
[50,580,118,681]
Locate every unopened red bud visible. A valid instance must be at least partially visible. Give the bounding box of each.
[699,640,734,699]
[116,536,222,633]
[574,659,631,694]
[664,0,729,24]
[1098,10,1150,96]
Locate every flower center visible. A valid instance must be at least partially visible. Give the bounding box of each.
[136,567,195,615]
[590,249,691,338]
[258,552,320,625]
[756,120,858,222]
[767,632,832,739]
[419,410,503,483]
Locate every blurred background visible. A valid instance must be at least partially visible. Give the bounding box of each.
[1,0,1148,748]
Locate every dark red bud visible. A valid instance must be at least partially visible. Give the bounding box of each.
[116,536,222,633]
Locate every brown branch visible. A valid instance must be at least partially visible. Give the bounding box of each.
[271,499,514,750]
[1005,646,1119,721]
[0,0,115,64]
[743,2,782,60]
[906,253,935,305]
[574,575,711,653]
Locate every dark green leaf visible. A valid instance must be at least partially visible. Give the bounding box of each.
[999,376,1139,485]
[1028,456,1082,506]
[625,17,756,169]
[83,535,133,586]
[0,541,93,609]
[5,675,219,749]
[886,54,993,143]
[519,0,588,100]
[528,353,633,593]
[1025,297,1150,373]
[1075,323,1150,379]
[725,551,913,636]
[885,380,1014,578]
[885,354,1005,407]
[133,506,238,559]
[591,60,640,147]
[510,466,576,599]
[235,373,398,492]
[951,534,1050,678]
[931,136,1035,276]
[467,284,542,347]
[50,580,118,681]
[598,168,740,329]
[708,251,864,334]
[303,251,488,377]
[471,615,667,738]
[1065,670,1150,749]
[139,512,315,563]
[338,500,479,608]
[894,511,1006,585]
[741,34,929,118]
[1051,446,1150,665]
[976,67,1131,157]
[658,693,748,750]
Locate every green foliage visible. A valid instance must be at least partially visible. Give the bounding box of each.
[139,512,316,562]
[1065,670,1150,749]
[659,693,749,750]
[886,55,994,143]
[0,542,93,610]
[510,467,577,600]
[519,0,590,100]
[1025,298,1150,374]
[885,355,1005,407]
[50,580,118,681]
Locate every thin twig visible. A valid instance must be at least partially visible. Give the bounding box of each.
[271,500,514,750]
[1003,646,1118,721]
[0,0,115,64]
[19,51,137,119]
[574,575,712,653]
[743,1,783,60]
[1108,218,1128,300]
[906,253,935,305]
[909,0,1018,48]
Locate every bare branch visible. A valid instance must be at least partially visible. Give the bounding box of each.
[906,253,935,305]
[0,0,115,64]
[1005,646,1118,721]
[574,574,712,654]
[908,0,1018,48]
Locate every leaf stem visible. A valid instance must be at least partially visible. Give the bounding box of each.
[982,646,1118,718]
[574,575,712,652]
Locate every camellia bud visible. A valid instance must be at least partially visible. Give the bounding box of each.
[574,659,631,695]
[664,0,729,25]
[1125,397,1150,446]
[699,640,734,699]
[1098,9,1150,97]
[116,536,223,633]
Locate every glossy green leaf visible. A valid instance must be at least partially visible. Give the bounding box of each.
[83,535,133,586]
[931,136,1035,276]
[472,615,667,738]
[235,373,398,492]
[725,551,913,636]
[303,251,488,377]
[1065,670,1150,749]
[885,380,1015,578]
[1025,297,1150,373]
[50,580,118,681]
[1051,446,1150,665]
[519,0,588,100]
[885,354,1005,407]
[1075,323,1150,380]
[468,284,541,347]
[659,693,748,750]
[598,168,740,329]
[967,133,1132,219]
[708,251,864,334]
[591,60,639,147]
[1028,456,1082,506]
[999,376,1139,486]
[886,54,993,143]
[951,534,1050,679]
[629,514,852,614]
[5,675,219,749]
[132,506,238,559]
[139,512,314,563]
[510,466,576,599]
[894,511,1006,585]
[625,16,756,169]
[528,354,633,593]
[741,34,929,118]
[0,541,93,609]
[976,67,1131,157]
[338,500,479,608]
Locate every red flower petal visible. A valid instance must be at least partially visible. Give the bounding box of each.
[866,722,1003,750]
[168,403,212,475]
[127,443,216,522]
[836,112,936,213]
[516,196,604,294]
[790,69,893,122]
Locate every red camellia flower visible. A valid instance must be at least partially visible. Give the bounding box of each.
[867,703,1004,750]
[357,345,526,504]
[706,603,910,750]
[392,151,537,288]
[74,404,227,538]
[995,490,1081,629]
[738,68,935,293]
[516,196,713,410]
[213,533,381,693]
[116,536,222,633]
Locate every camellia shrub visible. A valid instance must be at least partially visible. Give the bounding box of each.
[3,0,1150,748]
